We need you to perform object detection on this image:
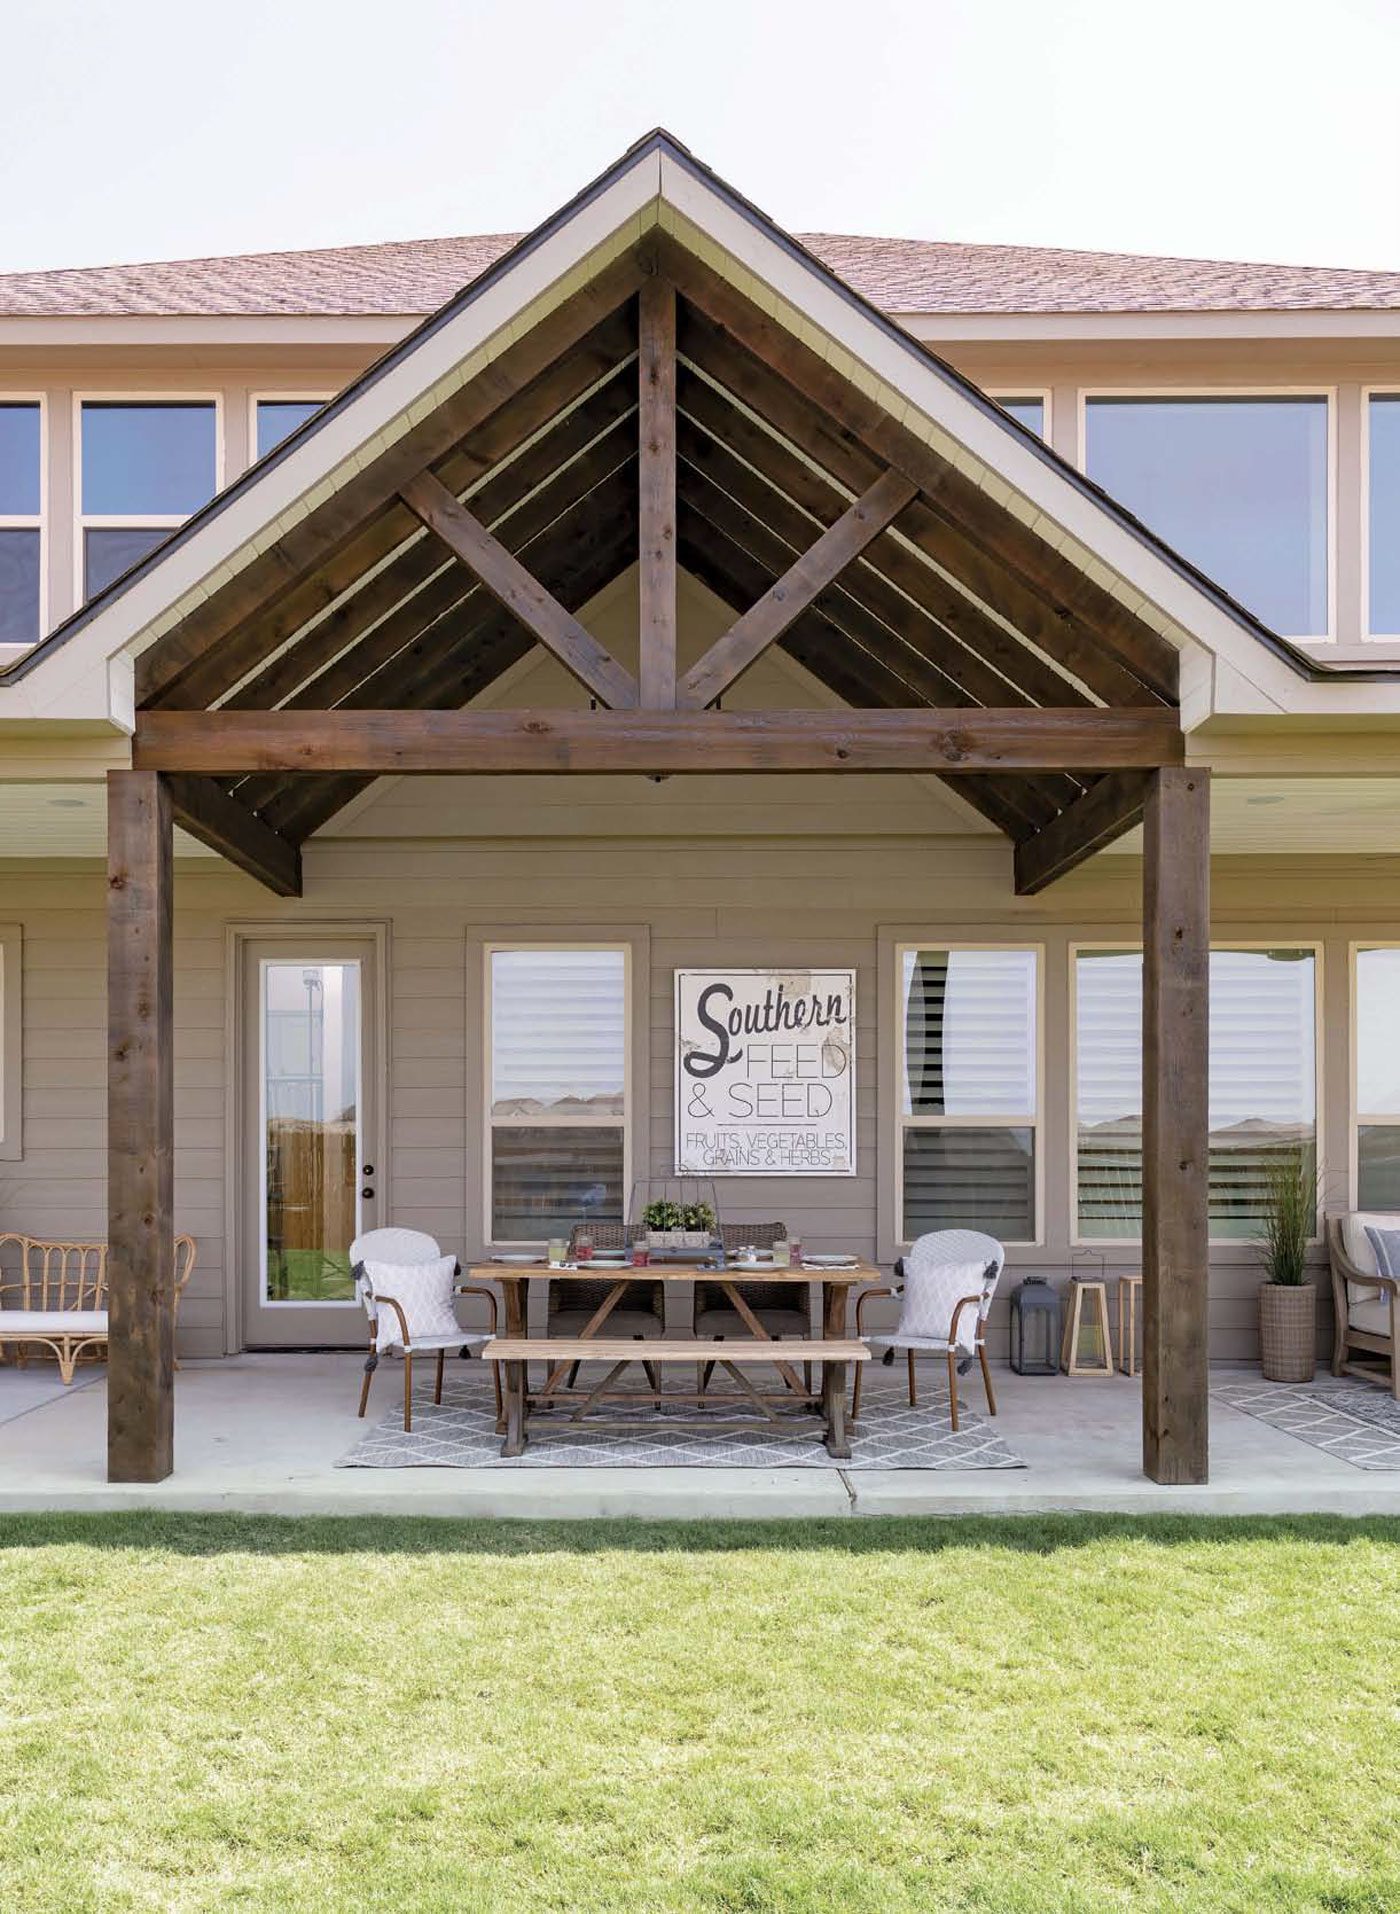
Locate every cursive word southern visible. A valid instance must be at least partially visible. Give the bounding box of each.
[685,979,849,1079]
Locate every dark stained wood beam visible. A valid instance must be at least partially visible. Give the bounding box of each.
[138,250,645,707]
[676,373,1092,714]
[106,770,175,1483]
[638,277,677,708]
[400,472,639,708]
[672,289,1179,706]
[678,468,918,709]
[135,706,1186,778]
[677,517,1040,841]
[1142,767,1211,1486]
[224,361,638,713]
[1012,771,1150,896]
[166,774,302,896]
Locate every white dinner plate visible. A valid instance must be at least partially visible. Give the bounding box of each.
[803,1254,858,1269]
[490,1253,540,1265]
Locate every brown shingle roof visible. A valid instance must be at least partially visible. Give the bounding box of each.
[4,230,1400,318]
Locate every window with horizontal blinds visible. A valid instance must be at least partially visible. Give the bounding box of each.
[898,948,1039,1243]
[487,947,627,1240]
[1075,947,1318,1240]
[1355,947,1400,1207]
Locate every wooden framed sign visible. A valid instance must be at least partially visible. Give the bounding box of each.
[674,968,856,1175]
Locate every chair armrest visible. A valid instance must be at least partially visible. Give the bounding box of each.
[1329,1230,1399,1293]
[948,1293,987,1348]
[370,1294,411,1346]
[454,1282,499,1332]
[855,1285,896,1334]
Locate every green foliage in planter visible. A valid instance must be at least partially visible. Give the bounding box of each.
[681,1202,715,1233]
[642,1199,683,1232]
[1258,1150,1317,1287]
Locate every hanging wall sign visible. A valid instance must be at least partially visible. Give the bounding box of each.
[674,968,856,1175]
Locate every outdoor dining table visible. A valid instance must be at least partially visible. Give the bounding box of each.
[463,1259,876,1457]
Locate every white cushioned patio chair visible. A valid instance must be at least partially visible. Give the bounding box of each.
[853,1229,1005,1431]
[352,1227,500,1433]
[1326,1211,1400,1399]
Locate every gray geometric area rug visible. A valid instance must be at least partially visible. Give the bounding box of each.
[338,1365,1025,1470]
[1213,1372,1400,1471]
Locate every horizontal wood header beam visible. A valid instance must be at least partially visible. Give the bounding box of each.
[135,707,1185,779]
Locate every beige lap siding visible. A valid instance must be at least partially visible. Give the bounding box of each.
[0,837,1379,1361]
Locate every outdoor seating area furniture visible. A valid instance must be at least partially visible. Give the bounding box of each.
[552,1223,665,1392]
[1326,1212,1400,1398]
[692,1222,811,1394]
[0,1232,197,1383]
[352,1226,500,1433]
[488,1334,869,1458]
[853,1229,1004,1431]
[469,1254,872,1456]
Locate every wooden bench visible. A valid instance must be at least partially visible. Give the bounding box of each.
[0,1233,197,1383]
[484,1335,869,1459]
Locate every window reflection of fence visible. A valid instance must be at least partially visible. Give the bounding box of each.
[265,1117,356,1301]
[1078,1125,1315,1240]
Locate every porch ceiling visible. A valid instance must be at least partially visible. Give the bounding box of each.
[133,243,1183,882]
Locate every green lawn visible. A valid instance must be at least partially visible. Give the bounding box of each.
[1,1515,1398,1913]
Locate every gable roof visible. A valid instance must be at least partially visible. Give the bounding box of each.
[4,128,1399,743]
[4,229,1400,320]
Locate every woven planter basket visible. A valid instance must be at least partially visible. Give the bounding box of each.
[1259,1282,1317,1383]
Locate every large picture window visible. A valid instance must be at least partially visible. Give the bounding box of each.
[1075,946,1318,1240]
[1367,395,1400,634]
[0,402,41,647]
[1084,395,1329,637]
[486,946,628,1242]
[898,946,1039,1244]
[78,399,218,599]
[1354,946,1400,1206]
[255,397,328,461]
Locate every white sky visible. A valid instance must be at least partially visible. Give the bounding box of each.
[3,0,1399,276]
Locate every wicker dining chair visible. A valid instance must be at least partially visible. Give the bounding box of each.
[550,1222,664,1392]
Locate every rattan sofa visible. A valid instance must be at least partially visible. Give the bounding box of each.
[0,1232,197,1383]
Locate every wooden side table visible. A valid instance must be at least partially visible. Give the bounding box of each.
[1117,1275,1143,1377]
[1060,1277,1115,1377]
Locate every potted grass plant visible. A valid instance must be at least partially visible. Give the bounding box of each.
[1257,1150,1318,1382]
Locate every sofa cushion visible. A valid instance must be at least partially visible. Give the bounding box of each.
[1350,1295,1396,1339]
[1339,1212,1400,1277]
[1365,1225,1400,1280]
[0,1309,107,1335]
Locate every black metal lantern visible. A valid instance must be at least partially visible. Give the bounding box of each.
[1009,1276,1061,1375]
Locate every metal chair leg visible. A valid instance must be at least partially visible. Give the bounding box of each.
[358,1346,378,1418]
[907,1348,917,1408]
[403,1351,414,1434]
[946,1348,959,1432]
[434,1348,445,1405]
[978,1342,997,1417]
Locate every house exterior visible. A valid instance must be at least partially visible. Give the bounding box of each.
[3,130,1400,1484]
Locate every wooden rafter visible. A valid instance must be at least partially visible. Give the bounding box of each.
[673,294,1178,707]
[678,468,918,708]
[1012,771,1150,895]
[400,472,639,708]
[165,774,302,896]
[135,706,1185,778]
[638,277,678,708]
[224,358,638,713]
[138,251,646,708]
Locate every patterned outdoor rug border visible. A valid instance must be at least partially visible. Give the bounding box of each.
[1212,1373,1400,1471]
[337,1369,1025,1471]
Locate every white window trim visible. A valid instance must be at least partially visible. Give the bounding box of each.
[471,928,649,1250]
[1347,940,1400,1205]
[1360,387,1400,641]
[1070,938,1326,1248]
[891,940,1046,1253]
[0,393,46,643]
[0,922,21,1161]
[985,388,1052,440]
[73,391,224,604]
[248,392,333,471]
[1075,385,1338,643]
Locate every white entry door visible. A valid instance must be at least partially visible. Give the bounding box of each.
[241,937,383,1348]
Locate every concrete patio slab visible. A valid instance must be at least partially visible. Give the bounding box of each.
[0,1353,1396,1518]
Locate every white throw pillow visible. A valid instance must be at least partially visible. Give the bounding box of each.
[896,1258,992,1350]
[366,1256,460,1352]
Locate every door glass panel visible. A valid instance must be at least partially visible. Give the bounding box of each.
[262,960,360,1303]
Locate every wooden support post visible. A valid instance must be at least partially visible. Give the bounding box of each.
[106,770,175,1483]
[638,277,677,709]
[1141,766,1210,1485]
